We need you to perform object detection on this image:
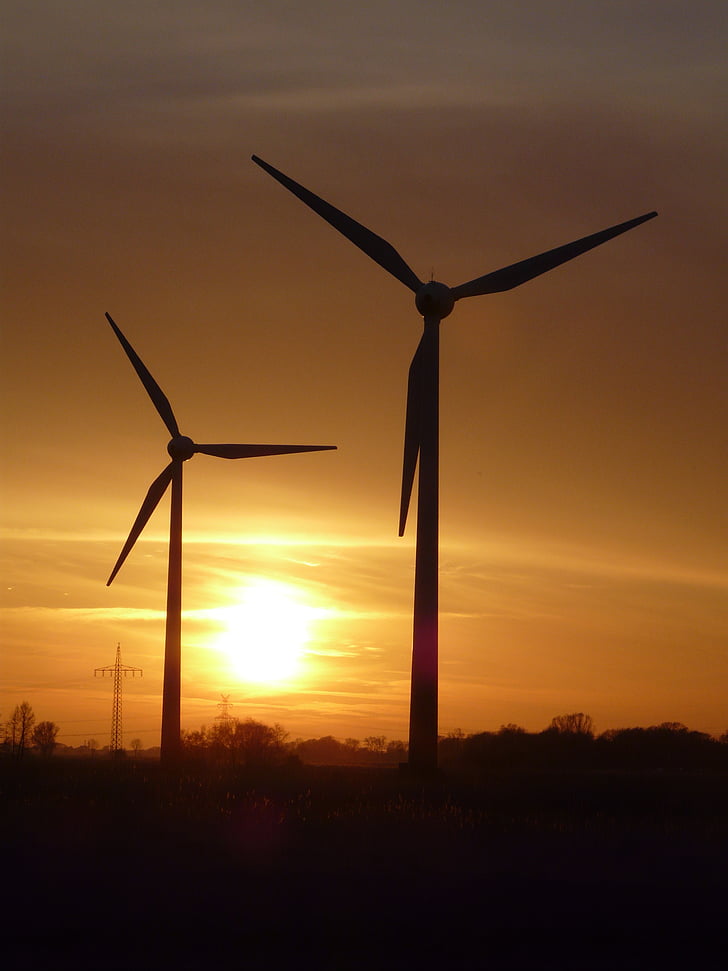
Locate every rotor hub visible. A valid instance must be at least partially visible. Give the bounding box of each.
[167,435,195,461]
[415,281,454,320]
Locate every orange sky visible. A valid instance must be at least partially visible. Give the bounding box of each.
[2,1,727,747]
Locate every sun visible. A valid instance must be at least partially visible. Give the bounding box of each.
[215,579,316,684]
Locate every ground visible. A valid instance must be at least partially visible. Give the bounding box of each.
[3,760,726,969]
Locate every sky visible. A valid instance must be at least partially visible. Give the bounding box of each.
[2,0,726,747]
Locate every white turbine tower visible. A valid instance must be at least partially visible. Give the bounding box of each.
[252,154,656,774]
[105,313,336,762]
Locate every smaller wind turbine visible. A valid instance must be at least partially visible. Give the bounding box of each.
[104,312,335,762]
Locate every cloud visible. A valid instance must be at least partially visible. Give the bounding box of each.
[6,0,725,135]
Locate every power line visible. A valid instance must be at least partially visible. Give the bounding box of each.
[58,728,159,740]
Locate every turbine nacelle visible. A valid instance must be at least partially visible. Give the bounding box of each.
[415,281,454,320]
[167,435,195,461]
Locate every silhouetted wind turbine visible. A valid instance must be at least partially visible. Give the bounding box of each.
[104,312,335,762]
[252,154,657,774]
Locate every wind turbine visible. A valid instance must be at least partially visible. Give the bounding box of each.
[252,154,657,774]
[104,312,335,762]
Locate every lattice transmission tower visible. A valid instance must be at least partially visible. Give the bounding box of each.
[95,643,143,754]
[216,694,233,723]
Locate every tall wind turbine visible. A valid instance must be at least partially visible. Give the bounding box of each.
[104,312,335,762]
[252,154,657,774]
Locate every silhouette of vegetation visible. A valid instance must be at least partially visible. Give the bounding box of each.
[30,721,59,757]
[180,728,410,767]
[291,734,409,766]
[5,702,36,759]
[2,703,727,971]
[547,711,594,735]
[5,703,727,776]
[2,726,726,970]
[181,718,290,768]
[455,717,727,775]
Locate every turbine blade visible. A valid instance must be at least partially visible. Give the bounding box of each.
[194,443,337,459]
[106,462,175,586]
[451,211,658,301]
[105,313,180,438]
[399,338,425,536]
[252,155,423,293]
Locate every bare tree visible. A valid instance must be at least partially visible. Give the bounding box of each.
[130,738,143,758]
[548,712,594,736]
[32,720,59,756]
[181,726,209,759]
[6,708,19,753]
[653,721,688,733]
[7,702,35,758]
[363,735,387,754]
[197,718,289,767]
[232,718,288,766]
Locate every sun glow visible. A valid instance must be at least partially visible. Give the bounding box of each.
[215,579,322,684]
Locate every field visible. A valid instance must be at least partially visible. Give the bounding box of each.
[3,759,727,969]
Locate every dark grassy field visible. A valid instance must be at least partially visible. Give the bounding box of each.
[3,759,726,969]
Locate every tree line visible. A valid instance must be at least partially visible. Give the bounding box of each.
[2,702,59,759]
[440,715,728,772]
[180,721,410,767]
[4,703,728,770]
[177,711,728,771]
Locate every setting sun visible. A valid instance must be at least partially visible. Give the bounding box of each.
[214,579,320,684]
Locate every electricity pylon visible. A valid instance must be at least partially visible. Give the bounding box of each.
[216,694,233,724]
[95,643,143,755]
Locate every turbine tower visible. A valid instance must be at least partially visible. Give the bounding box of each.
[252,154,657,774]
[104,313,335,763]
